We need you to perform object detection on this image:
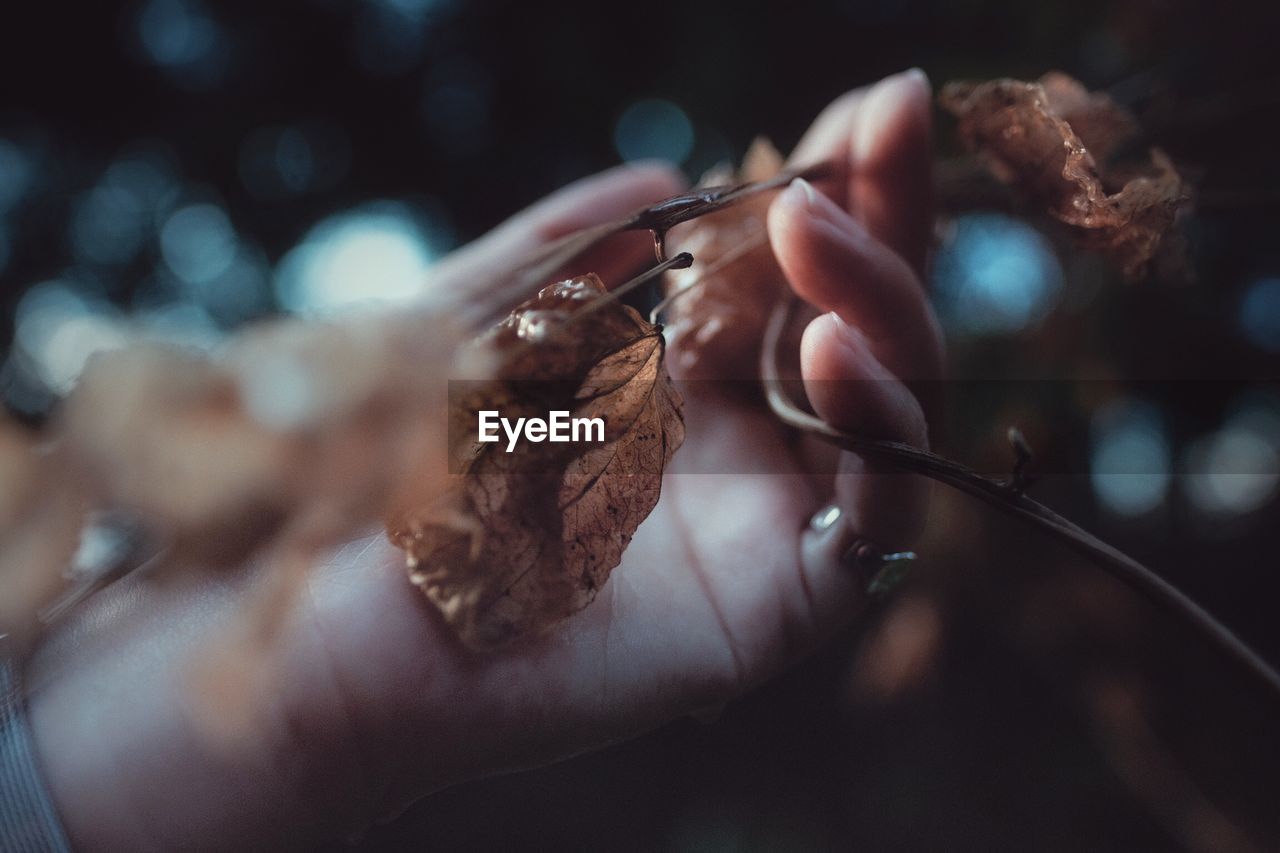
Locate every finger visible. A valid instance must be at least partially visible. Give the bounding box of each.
[800,313,927,446]
[798,500,866,641]
[850,69,933,273]
[768,178,943,384]
[424,161,686,298]
[833,456,932,550]
[801,314,933,549]
[787,69,934,273]
[789,88,867,181]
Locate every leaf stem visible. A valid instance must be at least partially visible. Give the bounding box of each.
[761,299,1280,705]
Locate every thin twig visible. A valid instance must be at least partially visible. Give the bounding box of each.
[461,163,833,328]
[761,299,1280,705]
[649,232,768,325]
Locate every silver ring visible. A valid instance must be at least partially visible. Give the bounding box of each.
[842,540,917,598]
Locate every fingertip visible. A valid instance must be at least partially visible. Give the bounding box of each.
[768,183,825,309]
[800,311,885,388]
[800,313,928,446]
[768,177,866,306]
[788,87,867,190]
[905,66,931,87]
[767,179,805,248]
[852,68,933,167]
[798,502,866,637]
[770,175,867,240]
[849,68,934,270]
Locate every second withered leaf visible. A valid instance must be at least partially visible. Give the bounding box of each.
[940,72,1188,280]
[663,138,787,377]
[388,275,684,650]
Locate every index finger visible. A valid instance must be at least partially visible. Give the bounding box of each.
[788,69,934,275]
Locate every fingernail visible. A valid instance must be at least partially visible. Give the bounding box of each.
[811,503,842,532]
[807,503,861,568]
[854,68,931,165]
[791,176,820,207]
[785,176,855,233]
[904,67,930,87]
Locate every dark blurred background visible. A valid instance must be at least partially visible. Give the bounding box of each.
[3,0,1280,849]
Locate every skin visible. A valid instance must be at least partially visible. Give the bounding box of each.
[22,69,943,851]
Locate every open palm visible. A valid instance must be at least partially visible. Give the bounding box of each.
[26,70,943,852]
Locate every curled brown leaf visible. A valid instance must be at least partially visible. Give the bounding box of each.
[388,275,684,649]
[940,72,1188,279]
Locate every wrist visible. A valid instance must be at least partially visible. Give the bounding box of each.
[21,578,366,852]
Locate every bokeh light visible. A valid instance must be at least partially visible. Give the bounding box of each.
[137,301,224,351]
[933,213,1064,335]
[352,0,453,76]
[1184,416,1280,517]
[134,0,231,88]
[238,123,351,201]
[684,125,735,179]
[613,99,695,165]
[13,280,128,395]
[1239,275,1280,353]
[180,243,272,326]
[0,139,33,215]
[353,4,428,77]
[1090,399,1172,517]
[71,148,181,267]
[159,202,238,285]
[72,186,149,267]
[421,59,493,156]
[274,203,448,316]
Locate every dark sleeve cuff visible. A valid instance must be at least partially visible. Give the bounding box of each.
[1,659,73,852]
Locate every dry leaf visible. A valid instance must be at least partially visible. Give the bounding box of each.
[61,345,298,565]
[1037,71,1139,165]
[663,138,788,377]
[0,301,465,648]
[52,311,460,569]
[940,72,1188,279]
[388,275,684,649]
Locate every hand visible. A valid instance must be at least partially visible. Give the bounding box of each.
[24,69,943,851]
